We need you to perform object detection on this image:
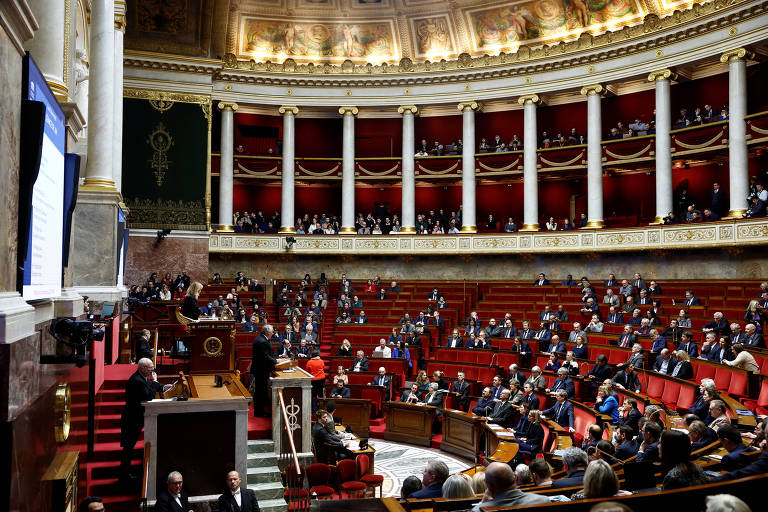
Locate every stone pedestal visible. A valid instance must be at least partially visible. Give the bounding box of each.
[270,368,313,461]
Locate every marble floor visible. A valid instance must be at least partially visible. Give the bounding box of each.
[368,440,473,497]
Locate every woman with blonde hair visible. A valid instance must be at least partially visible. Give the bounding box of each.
[336,338,352,357]
[572,459,621,499]
[441,473,475,499]
[182,281,204,319]
[333,365,348,385]
[744,299,767,332]
[724,343,760,372]
[471,471,486,495]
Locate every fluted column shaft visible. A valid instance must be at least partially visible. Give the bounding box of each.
[279,106,299,233]
[339,106,358,233]
[217,102,238,231]
[83,0,116,188]
[582,85,604,228]
[519,95,540,231]
[722,48,752,218]
[24,0,68,100]
[649,69,674,223]
[113,3,126,192]
[458,101,479,232]
[399,105,418,233]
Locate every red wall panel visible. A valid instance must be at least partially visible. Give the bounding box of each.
[538,101,588,139]
[356,117,403,157]
[671,74,729,115]
[477,110,525,146]
[415,115,463,148]
[602,89,655,131]
[295,118,343,157]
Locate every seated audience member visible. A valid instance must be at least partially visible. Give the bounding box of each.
[717,424,757,471]
[724,343,760,372]
[350,350,369,372]
[612,363,641,392]
[563,350,581,374]
[708,399,730,432]
[543,390,575,431]
[484,318,502,338]
[677,331,699,357]
[660,429,709,490]
[515,410,545,456]
[545,352,562,372]
[617,343,644,369]
[400,475,423,499]
[689,419,717,451]
[442,474,476,500]
[636,421,662,462]
[400,383,421,404]
[421,382,444,409]
[520,382,539,410]
[571,459,623,500]
[528,459,554,486]
[670,350,694,379]
[294,339,311,359]
[586,354,612,388]
[514,464,532,486]
[542,334,564,355]
[525,366,546,390]
[616,398,642,435]
[156,471,191,512]
[329,380,350,399]
[472,387,495,416]
[653,348,676,374]
[743,322,764,348]
[586,314,604,333]
[703,312,731,337]
[471,462,548,511]
[372,338,392,358]
[552,447,588,488]
[312,410,352,463]
[701,334,735,363]
[336,338,353,357]
[547,367,575,397]
[595,385,619,423]
[486,389,515,427]
[410,460,449,498]
[533,273,549,286]
[615,425,639,460]
[388,281,402,293]
[508,364,526,387]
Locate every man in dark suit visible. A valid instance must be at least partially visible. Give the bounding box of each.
[155,471,193,512]
[614,425,639,460]
[472,387,495,416]
[446,329,463,348]
[543,390,575,430]
[683,290,701,306]
[329,380,351,399]
[702,313,731,338]
[511,338,532,368]
[533,273,549,286]
[586,355,612,391]
[534,323,553,347]
[484,318,502,338]
[717,425,757,471]
[119,358,165,479]
[603,274,618,287]
[661,320,683,345]
[636,421,662,462]
[652,348,677,374]
[670,351,694,379]
[677,332,699,357]
[501,319,517,339]
[486,389,515,427]
[400,384,421,404]
[617,325,637,349]
[134,329,153,361]
[410,460,449,499]
[452,371,471,411]
[218,471,260,512]
[710,181,725,216]
[372,367,391,401]
[422,383,444,409]
[350,350,369,372]
[251,325,277,417]
[551,447,587,488]
[743,323,764,348]
[631,273,646,292]
[432,311,446,329]
[612,364,641,392]
[490,376,507,401]
[547,368,575,398]
[616,398,643,435]
[542,334,565,355]
[617,344,644,370]
[427,288,440,301]
[312,411,351,463]
[508,364,527,387]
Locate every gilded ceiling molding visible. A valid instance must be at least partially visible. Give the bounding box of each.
[218,101,239,111]
[397,105,418,115]
[338,106,359,116]
[457,101,479,112]
[580,84,604,96]
[720,47,756,62]
[278,105,299,115]
[517,94,541,106]
[647,68,678,82]
[123,87,212,106]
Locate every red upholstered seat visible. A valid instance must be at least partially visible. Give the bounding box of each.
[676,385,695,411]
[357,454,384,497]
[306,463,336,499]
[741,379,768,416]
[695,363,716,382]
[727,370,749,398]
[713,367,732,391]
[661,381,680,409]
[646,375,664,399]
[337,459,365,498]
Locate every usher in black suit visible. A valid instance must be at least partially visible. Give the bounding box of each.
[119,369,163,475]
[218,488,260,512]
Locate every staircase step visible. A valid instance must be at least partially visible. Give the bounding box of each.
[249,481,285,501]
[248,451,279,467]
[256,498,289,512]
[247,465,282,483]
[249,439,276,453]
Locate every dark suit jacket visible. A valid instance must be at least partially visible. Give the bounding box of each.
[488,401,514,427]
[218,488,260,512]
[446,336,463,348]
[711,452,768,482]
[330,386,351,399]
[616,440,639,460]
[135,336,153,361]
[744,334,764,348]
[485,325,502,337]
[472,396,495,416]
[551,469,585,489]
[533,279,550,286]
[521,392,539,410]
[684,297,701,306]
[350,357,369,372]
[155,489,191,512]
[720,444,756,471]
[312,421,344,463]
[617,409,642,435]
[518,329,534,339]
[617,332,638,349]
[546,340,566,354]
[653,356,677,374]
[522,422,545,453]
[409,483,443,499]
[677,340,699,357]
[120,370,163,447]
[588,363,612,383]
[501,326,517,338]
[612,370,641,392]
[670,360,693,380]
[423,391,444,408]
[251,335,277,377]
[543,400,574,428]
[452,380,470,408]
[550,377,575,398]
[636,440,660,462]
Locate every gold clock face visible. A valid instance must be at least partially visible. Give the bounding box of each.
[54,383,71,443]
[203,336,223,357]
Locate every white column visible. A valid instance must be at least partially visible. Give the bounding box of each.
[648,69,675,223]
[24,0,68,100]
[339,106,358,233]
[581,85,604,228]
[398,105,418,233]
[721,48,753,218]
[279,105,299,233]
[217,102,238,231]
[82,0,116,189]
[519,94,540,231]
[457,101,479,233]
[113,3,126,192]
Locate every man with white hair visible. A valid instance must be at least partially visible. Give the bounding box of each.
[350,350,369,371]
[702,312,731,338]
[471,462,548,510]
[744,323,764,348]
[301,323,318,344]
[155,471,193,512]
[373,338,392,358]
[119,358,167,480]
[525,366,546,390]
[729,323,746,345]
[508,364,526,387]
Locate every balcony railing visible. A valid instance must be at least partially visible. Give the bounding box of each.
[211,111,767,181]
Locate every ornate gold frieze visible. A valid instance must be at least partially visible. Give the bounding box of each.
[125,198,206,230]
[123,87,212,106]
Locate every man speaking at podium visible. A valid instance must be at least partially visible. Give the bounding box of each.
[251,324,277,417]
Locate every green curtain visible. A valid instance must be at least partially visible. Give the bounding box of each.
[122,98,207,230]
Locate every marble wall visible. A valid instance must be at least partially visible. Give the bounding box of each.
[125,232,210,287]
[71,201,119,286]
[0,28,21,292]
[209,246,768,283]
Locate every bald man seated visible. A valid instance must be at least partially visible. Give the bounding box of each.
[472,462,549,511]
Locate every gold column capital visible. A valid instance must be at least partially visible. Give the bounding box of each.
[457,101,480,112]
[517,94,541,106]
[398,105,418,115]
[338,106,359,116]
[720,47,755,63]
[647,69,677,82]
[580,84,604,96]
[115,0,127,31]
[218,101,239,112]
[278,105,299,115]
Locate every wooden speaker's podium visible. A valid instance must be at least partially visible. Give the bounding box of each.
[186,319,236,372]
[270,361,314,464]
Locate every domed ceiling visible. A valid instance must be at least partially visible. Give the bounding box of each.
[125,0,707,64]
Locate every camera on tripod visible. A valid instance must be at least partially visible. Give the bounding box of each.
[41,318,105,367]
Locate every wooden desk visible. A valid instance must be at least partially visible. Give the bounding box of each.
[483,423,519,464]
[441,409,483,461]
[384,401,437,447]
[332,425,377,473]
[319,398,372,437]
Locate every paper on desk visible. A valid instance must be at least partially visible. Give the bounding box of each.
[707,454,723,460]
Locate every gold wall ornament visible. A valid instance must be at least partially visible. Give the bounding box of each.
[720,47,755,63]
[218,101,239,112]
[580,84,604,96]
[517,94,541,105]
[397,105,418,115]
[202,336,224,357]
[149,99,175,113]
[647,68,677,82]
[457,101,479,112]
[147,123,174,187]
[338,106,359,116]
[54,383,71,443]
[278,105,299,115]
[123,87,211,106]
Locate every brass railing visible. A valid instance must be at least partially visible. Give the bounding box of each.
[277,389,309,511]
